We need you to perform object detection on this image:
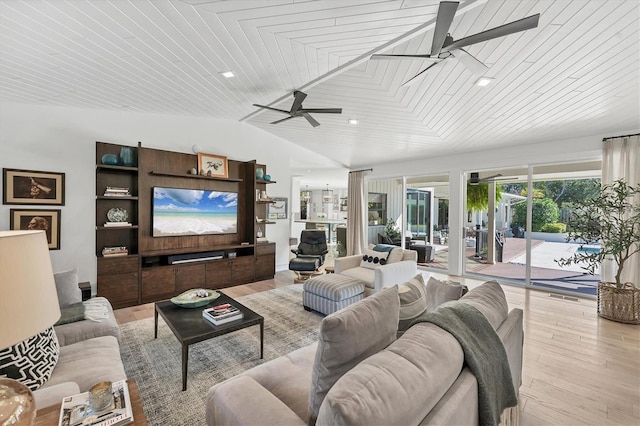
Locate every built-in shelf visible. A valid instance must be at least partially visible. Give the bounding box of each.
[257,199,276,204]
[149,171,243,182]
[96,164,138,172]
[256,179,277,184]
[257,220,276,224]
[96,196,139,200]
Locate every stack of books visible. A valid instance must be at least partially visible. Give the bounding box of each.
[104,221,132,227]
[104,186,131,197]
[102,246,129,257]
[202,303,243,325]
[58,379,133,426]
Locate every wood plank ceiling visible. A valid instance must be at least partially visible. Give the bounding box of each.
[1,0,638,169]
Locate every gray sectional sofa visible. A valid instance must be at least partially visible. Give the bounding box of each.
[205,280,524,425]
[33,297,126,409]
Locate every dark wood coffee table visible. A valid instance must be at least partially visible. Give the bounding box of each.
[154,292,264,391]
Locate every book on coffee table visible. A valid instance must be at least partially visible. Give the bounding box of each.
[58,379,133,426]
[202,303,243,325]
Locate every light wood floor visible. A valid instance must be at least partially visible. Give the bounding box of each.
[114,270,640,426]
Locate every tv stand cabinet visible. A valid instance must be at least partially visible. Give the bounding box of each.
[95,142,276,308]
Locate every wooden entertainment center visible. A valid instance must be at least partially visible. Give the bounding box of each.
[95,141,276,308]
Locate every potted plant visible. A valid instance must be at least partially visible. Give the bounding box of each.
[385,218,402,242]
[556,179,640,324]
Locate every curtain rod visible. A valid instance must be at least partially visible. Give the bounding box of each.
[602,133,640,141]
[349,168,373,174]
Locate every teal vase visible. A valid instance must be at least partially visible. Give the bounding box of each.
[119,147,135,167]
[256,168,264,180]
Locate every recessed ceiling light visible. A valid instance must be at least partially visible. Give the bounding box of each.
[348,119,358,125]
[220,71,235,78]
[475,77,494,87]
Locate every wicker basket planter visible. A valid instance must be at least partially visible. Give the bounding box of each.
[597,282,640,324]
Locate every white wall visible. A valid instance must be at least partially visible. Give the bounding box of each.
[0,102,328,292]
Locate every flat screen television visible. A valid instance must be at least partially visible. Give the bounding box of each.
[152,187,238,237]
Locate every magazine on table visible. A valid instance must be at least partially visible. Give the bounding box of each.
[203,303,243,325]
[58,379,133,426]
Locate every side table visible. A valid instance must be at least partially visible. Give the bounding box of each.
[34,378,147,425]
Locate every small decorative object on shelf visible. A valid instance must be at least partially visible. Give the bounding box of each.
[106,207,128,223]
[257,226,263,238]
[256,167,264,180]
[102,246,128,257]
[190,168,197,175]
[119,147,135,167]
[263,174,271,181]
[101,154,119,165]
[104,186,131,197]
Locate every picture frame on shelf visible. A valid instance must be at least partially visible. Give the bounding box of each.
[197,153,228,178]
[10,208,61,250]
[268,197,288,219]
[3,168,65,205]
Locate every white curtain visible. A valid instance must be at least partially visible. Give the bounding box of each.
[347,170,367,255]
[602,134,640,285]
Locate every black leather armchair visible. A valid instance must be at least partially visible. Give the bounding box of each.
[289,230,329,282]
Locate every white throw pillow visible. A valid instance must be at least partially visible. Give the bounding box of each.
[360,248,390,269]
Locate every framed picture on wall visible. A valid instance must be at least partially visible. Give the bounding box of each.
[197,153,228,178]
[10,208,61,250]
[268,197,288,219]
[3,168,65,205]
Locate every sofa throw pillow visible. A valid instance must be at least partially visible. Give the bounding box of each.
[54,267,81,307]
[425,276,467,312]
[308,286,400,423]
[360,248,390,269]
[397,274,429,337]
[0,326,59,391]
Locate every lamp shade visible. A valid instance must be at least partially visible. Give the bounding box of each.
[0,230,60,349]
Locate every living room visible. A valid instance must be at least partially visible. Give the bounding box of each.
[1,1,639,425]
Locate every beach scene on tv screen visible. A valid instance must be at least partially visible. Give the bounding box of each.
[153,187,238,237]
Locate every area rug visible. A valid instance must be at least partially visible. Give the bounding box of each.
[119,285,322,426]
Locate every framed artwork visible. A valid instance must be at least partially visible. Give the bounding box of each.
[10,209,61,250]
[268,197,288,219]
[197,153,228,178]
[3,168,65,205]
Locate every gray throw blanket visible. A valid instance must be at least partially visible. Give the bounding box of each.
[54,298,111,326]
[412,301,517,426]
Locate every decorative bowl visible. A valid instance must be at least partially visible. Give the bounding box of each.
[101,154,119,165]
[263,174,271,181]
[170,288,220,308]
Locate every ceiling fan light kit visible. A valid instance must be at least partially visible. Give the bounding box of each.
[370,1,540,86]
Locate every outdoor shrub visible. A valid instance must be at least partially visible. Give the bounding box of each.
[540,222,567,233]
[513,198,560,231]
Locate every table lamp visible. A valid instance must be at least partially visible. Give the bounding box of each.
[0,230,61,425]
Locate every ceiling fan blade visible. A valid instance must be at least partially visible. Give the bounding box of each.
[270,115,295,125]
[253,104,290,114]
[401,61,442,86]
[301,113,320,127]
[442,13,540,52]
[431,1,459,57]
[481,173,503,182]
[290,91,307,114]
[451,48,488,75]
[299,108,342,114]
[370,54,436,60]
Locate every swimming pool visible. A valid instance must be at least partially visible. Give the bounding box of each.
[577,246,601,254]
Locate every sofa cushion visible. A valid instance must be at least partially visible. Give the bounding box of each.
[308,286,399,422]
[426,276,466,312]
[340,267,375,288]
[360,248,390,269]
[0,326,59,391]
[460,280,508,329]
[316,322,464,426]
[54,267,81,307]
[372,244,404,263]
[398,274,427,320]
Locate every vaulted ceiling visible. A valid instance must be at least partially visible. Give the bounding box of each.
[1,0,639,171]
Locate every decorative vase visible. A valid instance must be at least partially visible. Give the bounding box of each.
[256,168,264,180]
[119,147,135,167]
[257,227,263,238]
[101,154,119,165]
[263,174,271,181]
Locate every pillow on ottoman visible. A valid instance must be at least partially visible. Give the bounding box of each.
[54,267,81,307]
[308,286,399,423]
[0,326,59,391]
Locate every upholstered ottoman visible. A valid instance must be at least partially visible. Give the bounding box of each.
[303,274,365,315]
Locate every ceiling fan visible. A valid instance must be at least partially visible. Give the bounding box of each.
[469,172,517,185]
[252,90,342,127]
[370,1,540,86]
